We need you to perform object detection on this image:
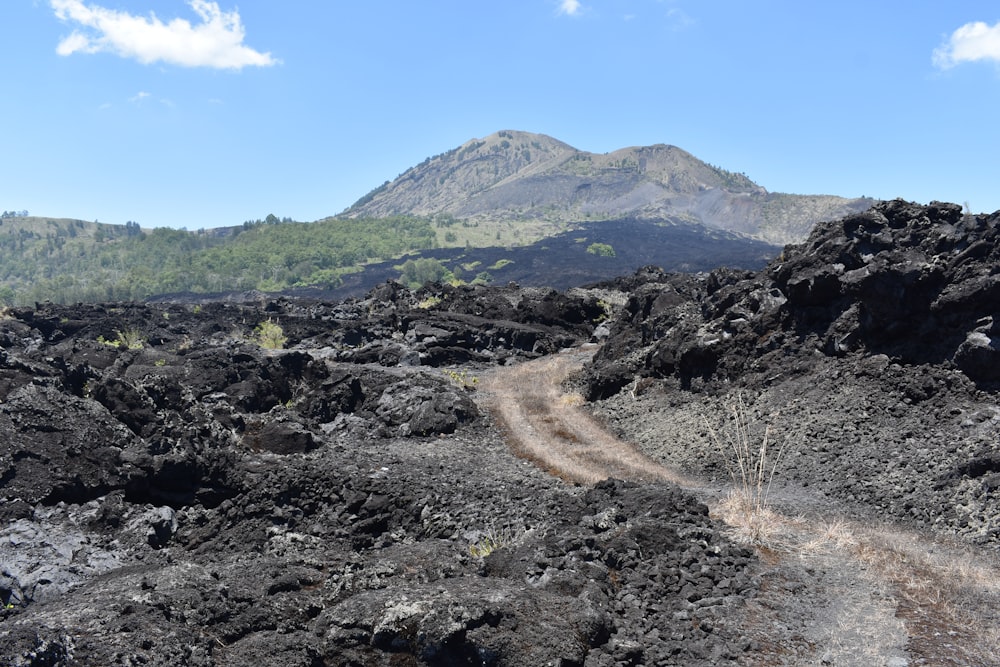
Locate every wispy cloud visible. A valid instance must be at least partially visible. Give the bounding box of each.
[933,20,1000,69]
[129,91,151,104]
[557,0,583,17]
[664,7,694,31]
[51,0,278,69]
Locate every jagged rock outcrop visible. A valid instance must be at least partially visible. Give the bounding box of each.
[584,200,1000,545]
[586,199,1000,391]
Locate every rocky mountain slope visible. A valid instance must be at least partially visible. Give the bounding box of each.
[345,130,875,245]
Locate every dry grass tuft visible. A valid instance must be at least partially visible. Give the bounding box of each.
[706,393,786,545]
[467,524,523,558]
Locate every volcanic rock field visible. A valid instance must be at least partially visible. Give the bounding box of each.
[2,200,999,665]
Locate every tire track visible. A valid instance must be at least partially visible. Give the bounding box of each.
[478,345,1000,666]
[481,344,692,486]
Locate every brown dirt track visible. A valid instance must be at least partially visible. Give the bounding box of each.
[482,345,1000,666]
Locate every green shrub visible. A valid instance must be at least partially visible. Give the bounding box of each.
[586,242,616,257]
[98,329,145,350]
[253,319,287,350]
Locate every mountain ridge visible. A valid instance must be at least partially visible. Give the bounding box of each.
[345,130,875,245]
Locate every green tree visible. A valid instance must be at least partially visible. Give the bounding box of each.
[586,242,616,257]
[399,257,448,288]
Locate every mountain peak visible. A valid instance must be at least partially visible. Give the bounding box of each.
[346,130,874,244]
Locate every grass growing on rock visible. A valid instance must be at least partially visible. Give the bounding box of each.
[706,393,786,546]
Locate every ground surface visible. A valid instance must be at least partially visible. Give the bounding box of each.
[490,344,1000,665]
[0,284,757,666]
[2,199,1000,665]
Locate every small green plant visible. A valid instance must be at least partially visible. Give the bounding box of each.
[154,358,167,367]
[98,329,145,350]
[471,271,493,285]
[418,295,442,309]
[586,242,616,257]
[594,299,613,323]
[253,319,287,350]
[445,369,479,389]
[488,258,514,271]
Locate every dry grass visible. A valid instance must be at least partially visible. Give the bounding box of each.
[467,524,524,558]
[850,526,1000,665]
[784,514,1000,665]
[705,393,786,545]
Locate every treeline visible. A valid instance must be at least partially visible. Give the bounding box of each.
[0,216,438,305]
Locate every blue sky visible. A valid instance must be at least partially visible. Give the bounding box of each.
[3,1,1000,229]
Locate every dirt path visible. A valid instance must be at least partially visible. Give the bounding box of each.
[482,345,692,486]
[479,345,1000,666]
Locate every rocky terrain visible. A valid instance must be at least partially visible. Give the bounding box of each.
[582,199,1000,547]
[1,283,760,665]
[345,130,875,245]
[2,199,999,665]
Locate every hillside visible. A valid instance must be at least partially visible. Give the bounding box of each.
[1,131,871,305]
[0,214,438,305]
[345,130,876,245]
[0,213,777,307]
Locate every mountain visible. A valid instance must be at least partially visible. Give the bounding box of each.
[345,130,875,245]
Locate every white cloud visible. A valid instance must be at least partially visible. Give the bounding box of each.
[51,0,278,69]
[665,7,694,31]
[129,91,150,104]
[557,0,583,17]
[933,20,1000,69]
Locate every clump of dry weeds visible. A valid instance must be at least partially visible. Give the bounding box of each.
[706,393,786,545]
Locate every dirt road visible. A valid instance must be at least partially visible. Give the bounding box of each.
[480,345,1000,666]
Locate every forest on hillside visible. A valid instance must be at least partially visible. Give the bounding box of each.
[0,215,439,305]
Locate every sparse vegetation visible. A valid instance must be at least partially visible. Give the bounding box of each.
[594,299,614,323]
[253,319,287,350]
[445,369,479,389]
[467,525,519,558]
[417,295,442,309]
[586,242,616,257]
[98,329,145,351]
[705,393,785,545]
